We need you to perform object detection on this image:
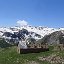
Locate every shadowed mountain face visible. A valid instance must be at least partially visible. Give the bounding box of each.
[2,29,42,44]
[3,29,41,39]
[3,32,13,37]
[3,29,28,39]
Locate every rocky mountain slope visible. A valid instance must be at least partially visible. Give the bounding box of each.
[38,30,64,45]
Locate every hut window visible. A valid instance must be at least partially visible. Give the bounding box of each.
[39,44,41,47]
[63,44,64,47]
[34,45,37,48]
[27,45,31,48]
[41,46,43,48]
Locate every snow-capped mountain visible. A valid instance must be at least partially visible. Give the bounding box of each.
[0,25,64,38]
[0,24,64,45]
[0,19,64,46]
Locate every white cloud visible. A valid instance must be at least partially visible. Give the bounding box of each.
[17,20,28,26]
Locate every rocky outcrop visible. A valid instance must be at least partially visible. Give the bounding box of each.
[37,31,64,45]
[38,54,64,64]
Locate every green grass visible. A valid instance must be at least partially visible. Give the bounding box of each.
[0,44,64,64]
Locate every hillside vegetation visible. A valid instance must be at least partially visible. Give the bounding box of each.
[0,44,64,64]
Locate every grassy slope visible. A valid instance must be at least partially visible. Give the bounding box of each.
[0,45,64,64]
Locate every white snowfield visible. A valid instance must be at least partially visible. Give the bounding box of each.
[0,25,64,38]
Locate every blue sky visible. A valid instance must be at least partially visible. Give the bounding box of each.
[0,0,64,28]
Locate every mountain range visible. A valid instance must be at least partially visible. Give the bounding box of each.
[0,25,64,44]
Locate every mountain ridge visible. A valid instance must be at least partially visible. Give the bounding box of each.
[0,25,64,45]
[0,25,64,37]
